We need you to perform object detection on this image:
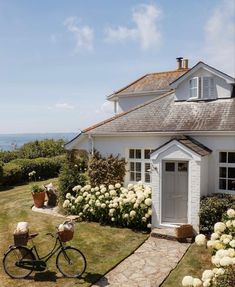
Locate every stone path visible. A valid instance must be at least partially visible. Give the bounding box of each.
[93,236,190,287]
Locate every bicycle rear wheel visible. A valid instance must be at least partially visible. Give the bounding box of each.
[56,246,86,278]
[3,246,35,279]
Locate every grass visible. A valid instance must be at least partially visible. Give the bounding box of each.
[0,179,148,287]
[162,244,213,286]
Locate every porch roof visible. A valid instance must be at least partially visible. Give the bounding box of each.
[152,136,212,157]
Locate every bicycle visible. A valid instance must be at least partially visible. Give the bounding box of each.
[3,228,87,279]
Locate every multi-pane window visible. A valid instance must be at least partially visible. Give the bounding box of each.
[189,76,215,99]
[128,149,153,183]
[219,152,235,191]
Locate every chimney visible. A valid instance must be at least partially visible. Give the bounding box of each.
[182,58,189,69]
[176,57,183,70]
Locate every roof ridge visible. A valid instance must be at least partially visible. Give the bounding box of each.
[148,68,189,76]
[84,90,174,133]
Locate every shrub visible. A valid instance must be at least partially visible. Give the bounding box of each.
[88,151,126,186]
[58,160,88,200]
[199,194,235,235]
[63,182,152,230]
[18,139,65,159]
[2,162,23,185]
[182,208,235,287]
[1,155,66,186]
[0,150,19,163]
[0,161,4,182]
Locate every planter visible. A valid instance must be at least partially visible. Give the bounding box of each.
[32,191,45,208]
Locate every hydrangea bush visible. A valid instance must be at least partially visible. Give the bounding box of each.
[63,182,152,230]
[182,208,235,287]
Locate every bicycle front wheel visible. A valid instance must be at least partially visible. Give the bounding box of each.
[3,246,35,279]
[56,246,86,278]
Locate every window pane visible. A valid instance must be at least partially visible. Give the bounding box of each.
[145,173,150,183]
[220,167,227,178]
[178,162,188,172]
[136,162,141,172]
[144,149,151,159]
[145,163,150,172]
[228,168,235,179]
[136,173,141,181]
[228,180,235,191]
[129,149,134,159]
[165,162,175,172]
[219,179,226,190]
[130,172,135,181]
[228,152,235,163]
[136,149,141,159]
[220,152,227,163]
[130,162,135,171]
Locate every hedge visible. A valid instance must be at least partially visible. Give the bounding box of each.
[199,193,235,235]
[1,155,66,186]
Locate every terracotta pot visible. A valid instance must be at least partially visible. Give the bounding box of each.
[32,191,45,208]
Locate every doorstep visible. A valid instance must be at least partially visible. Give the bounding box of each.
[151,227,178,241]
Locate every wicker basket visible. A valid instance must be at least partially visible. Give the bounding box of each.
[58,229,74,242]
[14,231,29,246]
[175,224,194,239]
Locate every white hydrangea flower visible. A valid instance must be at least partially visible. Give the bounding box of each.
[110,190,117,196]
[105,192,110,198]
[227,208,235,218]
[111,217,115,222]
[147,223,151,228]
[202,279,211,287]
[127,183,133,190]
[123,213,129,219]
[193,278,202,287]
[75,196,83,203]
[211,233,219,240]
[182,276,194,286]
[101,203,106,209]
[130,210,136,218]
[108,185,114,190]
[202,270,214,282]
[214,222,226,233]
[144,198,152,206]
[226,220,232,228]
[94,186,99,191]
[115,183,121,188]
[220,256,233,266]
[195,234,206,246]
[66,193,71,199]
[84,184,91,191]
[63,199,70,208]
[95,191,100,196]
[101,187,107,193]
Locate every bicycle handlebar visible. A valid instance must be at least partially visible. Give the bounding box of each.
[46,232,55,238]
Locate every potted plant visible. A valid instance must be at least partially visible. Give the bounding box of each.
[31,184,45,208]
[29,171,45,208]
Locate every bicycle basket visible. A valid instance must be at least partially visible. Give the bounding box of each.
[58,229,74,242]
[13,231,29,246]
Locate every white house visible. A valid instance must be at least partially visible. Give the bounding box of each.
[66,58,235,231]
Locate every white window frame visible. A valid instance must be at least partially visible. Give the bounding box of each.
[189,76,215,100]
[189,77,199,99]
[218,151,235,193]
[127,148,153,184]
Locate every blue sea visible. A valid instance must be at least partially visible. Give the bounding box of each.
[0,133,77,151]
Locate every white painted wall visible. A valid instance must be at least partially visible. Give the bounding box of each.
[116,93,166,113]
[174,67,233,101]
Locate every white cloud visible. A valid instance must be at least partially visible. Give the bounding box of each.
[55,102,74,110]
[96,101,114,115]
[203,0,235,75]
[64,16,94,52]
[104,4,162,50]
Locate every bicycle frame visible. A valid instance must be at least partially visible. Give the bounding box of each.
[28,234,65,264]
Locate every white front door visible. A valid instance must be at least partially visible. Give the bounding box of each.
[162,161,188,224]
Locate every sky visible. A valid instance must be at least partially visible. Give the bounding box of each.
[0,0,234,134]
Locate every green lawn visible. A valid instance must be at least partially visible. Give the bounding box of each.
[162,244,213,286]
[0,180,148,287]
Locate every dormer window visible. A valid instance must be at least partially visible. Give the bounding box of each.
[189,76,215,99]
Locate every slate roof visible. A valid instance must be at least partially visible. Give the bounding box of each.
[84,92,235,134]
[108,68,189,98]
